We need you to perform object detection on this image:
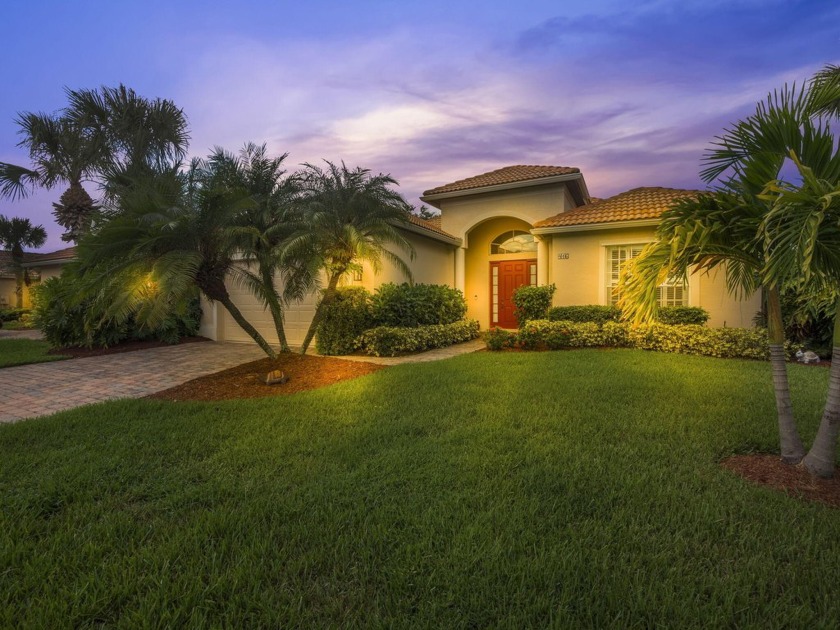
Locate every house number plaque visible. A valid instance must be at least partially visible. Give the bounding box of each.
[557,253,570,260]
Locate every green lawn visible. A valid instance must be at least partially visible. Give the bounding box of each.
[1,350,838,627]
[0,338,69,368]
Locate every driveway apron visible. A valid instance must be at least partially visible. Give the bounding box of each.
[0,342,264,423]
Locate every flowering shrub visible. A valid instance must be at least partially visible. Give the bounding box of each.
[483,327,516,351]
[359,320,480,357]
[484,319,800,360]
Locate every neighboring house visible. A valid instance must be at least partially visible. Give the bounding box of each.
[0,251,23,308]
[0,246,77,309]
[200,165,760,345]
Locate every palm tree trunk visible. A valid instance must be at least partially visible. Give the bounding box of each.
[767,286,805,464]
[13,270,24,309]
[215,292,278,360]
[801,298,840,478]
[262,267,290,353]
[299,272,341,355]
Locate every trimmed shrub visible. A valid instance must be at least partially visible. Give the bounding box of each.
[484,327,515,351]
[316,287,373,355]
[656,306,710,325]
[370,283,467,327]
[546,304,709,326]
[0,307,28,322]
[31,274,201,348]
[359,319,480,357]
[512,284,555,326]
[486,319,800,361]
[518,320,606,350]
[547,305,620,324]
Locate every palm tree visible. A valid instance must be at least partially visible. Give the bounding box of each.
[207,143,302,352]
[0,215,47,307]
[621,79,840,464]
[809,64,840,119]
[288,161,415,354]
[0,84,189,242]
[64,84,189,202]
[78,161,279,359]
[619,190,807,462]
[0,113,101,242]
[761,157,840,477]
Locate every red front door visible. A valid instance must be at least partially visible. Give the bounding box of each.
[491,260,535,328]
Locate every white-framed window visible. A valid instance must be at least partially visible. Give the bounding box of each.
[605,244,686,306]
[490,230,537,255]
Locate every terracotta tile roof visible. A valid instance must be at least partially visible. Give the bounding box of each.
[404,213,458,240]
[24,246,78,264]
[423,165,581,196]
[533,187,701,229]
[1,250,44,275]
[0,251,18,277]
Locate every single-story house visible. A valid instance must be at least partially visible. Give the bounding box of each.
[0,247,77,308]
[200,165,760,345]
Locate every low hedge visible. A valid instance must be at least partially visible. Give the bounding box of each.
[490,319,800,360]
[547,305,620,324]
[546,305,709,325]
[359,320,480,357]
[0,307,29,322]
[656,306,710,325]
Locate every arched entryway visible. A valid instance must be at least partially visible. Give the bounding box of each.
[461,217,539,329]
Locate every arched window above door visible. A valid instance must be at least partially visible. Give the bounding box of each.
[490,230,537,254]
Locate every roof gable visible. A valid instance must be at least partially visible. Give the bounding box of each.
[423,165,581,197]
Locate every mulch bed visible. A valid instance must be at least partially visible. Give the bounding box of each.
[148,353,385,402]
[721,454,840,508]
[49,336,210,359]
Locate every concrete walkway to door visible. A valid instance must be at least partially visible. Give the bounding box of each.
[0,342,264,423]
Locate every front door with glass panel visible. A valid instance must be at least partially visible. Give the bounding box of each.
[491,260,536,328]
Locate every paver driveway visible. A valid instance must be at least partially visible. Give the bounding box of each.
[0,342,264,423]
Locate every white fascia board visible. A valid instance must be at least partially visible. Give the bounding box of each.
[531,219,660,235]
[397,221,462,246]
[421,173,584,206]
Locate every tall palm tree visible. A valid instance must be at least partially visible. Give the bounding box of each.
[0,84,189,242]
[64,84,190,202]
[762,157,840,477]
[0,113,101,243]
[621,79,840,464]
[0,215,47,307]
[78,161,278,359]
[288,161,415,354]
[619,190,806,462]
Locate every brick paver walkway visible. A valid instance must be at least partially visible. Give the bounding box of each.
[0,342,264,423]
[0,337,487,423]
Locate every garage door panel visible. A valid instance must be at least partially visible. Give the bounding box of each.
[222,267,319,346]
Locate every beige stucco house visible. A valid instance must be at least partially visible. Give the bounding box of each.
[200,165,760,346]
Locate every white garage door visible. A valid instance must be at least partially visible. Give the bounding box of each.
[222,271,319,347]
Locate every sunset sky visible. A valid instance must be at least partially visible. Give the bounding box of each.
[2,0,838,251]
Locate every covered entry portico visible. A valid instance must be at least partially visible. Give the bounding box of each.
[451,215,548,329]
